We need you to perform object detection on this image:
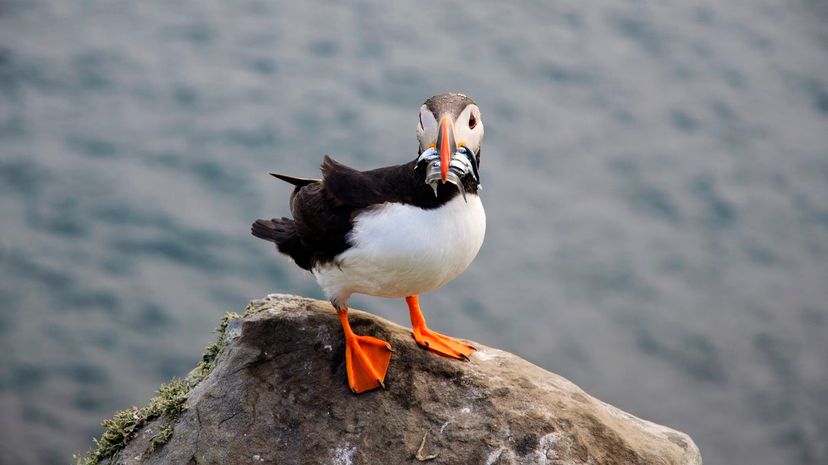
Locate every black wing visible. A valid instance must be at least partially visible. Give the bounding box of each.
[253,155,428,269]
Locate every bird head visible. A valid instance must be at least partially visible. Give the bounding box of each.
[415,93,483,197]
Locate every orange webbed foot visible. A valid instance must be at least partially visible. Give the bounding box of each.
[406,295,476,361]
[344,334,393,394]
[412,325,476,360]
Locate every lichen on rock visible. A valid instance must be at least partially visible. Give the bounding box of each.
[74,312,241,465]
[77,294,703,465]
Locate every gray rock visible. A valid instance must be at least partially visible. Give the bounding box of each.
[114,294,702,465]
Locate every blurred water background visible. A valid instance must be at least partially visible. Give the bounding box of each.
[1,0,827,464]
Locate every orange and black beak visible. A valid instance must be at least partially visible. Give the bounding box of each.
[435,115,457,184]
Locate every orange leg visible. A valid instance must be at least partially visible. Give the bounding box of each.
[337,308,393,394]
[406,295,475,360]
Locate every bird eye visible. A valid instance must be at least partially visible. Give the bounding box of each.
[418,112,424,130]
[469,113,477,129]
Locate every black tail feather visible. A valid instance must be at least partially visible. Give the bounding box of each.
[268,172,319,187]
[251,218,313,270]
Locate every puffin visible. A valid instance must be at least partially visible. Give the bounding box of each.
[252,93,485,393]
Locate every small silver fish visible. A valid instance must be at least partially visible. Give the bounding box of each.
[417,147,479,202]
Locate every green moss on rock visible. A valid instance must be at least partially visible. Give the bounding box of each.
[74,312,240,465]
[147,423,175,454]
[190,311,240,379]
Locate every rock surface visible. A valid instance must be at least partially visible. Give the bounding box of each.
[114,294,702,465]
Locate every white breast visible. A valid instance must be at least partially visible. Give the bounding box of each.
[313,195,486,304]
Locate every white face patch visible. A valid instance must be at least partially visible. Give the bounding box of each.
[454,104,484,154]
[416,105,438,152]
[416,104,484,155]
